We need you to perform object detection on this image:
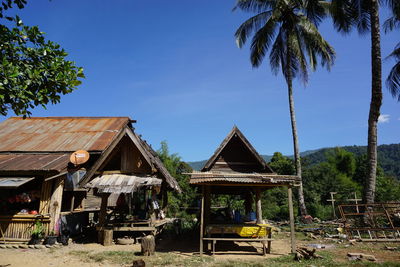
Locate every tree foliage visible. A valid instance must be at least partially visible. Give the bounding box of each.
[0,0,84,116]
[157,141,197,218]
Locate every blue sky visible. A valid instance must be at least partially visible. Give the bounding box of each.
[3,0,399,161]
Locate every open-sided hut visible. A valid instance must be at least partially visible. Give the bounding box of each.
[189,126,298,255]
[0,117,180,244]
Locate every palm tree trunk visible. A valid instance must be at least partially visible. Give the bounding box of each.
[287,79,307,216]
[364,0,382,204]
[285,44,307,216]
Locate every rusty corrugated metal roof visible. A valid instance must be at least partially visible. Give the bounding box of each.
[0,117,130,152]
[0,153,70,172]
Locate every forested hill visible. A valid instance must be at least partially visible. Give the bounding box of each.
[187,143,400,179]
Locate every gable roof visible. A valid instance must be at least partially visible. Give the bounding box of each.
[202,126,274,173]
[0,117,131,152]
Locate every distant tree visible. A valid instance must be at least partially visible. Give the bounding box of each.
[157,141,197,218]
[0,0,84,116]
[269,152,295,175]
[234,0,335,216]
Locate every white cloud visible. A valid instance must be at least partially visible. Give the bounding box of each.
[378,114,390,123]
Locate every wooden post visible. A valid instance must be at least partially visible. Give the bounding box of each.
[99,193,110,226]
[327,192,337,218]
[288,186,296,254]
[255,189,262,224]
[102,229,113,246]
[98,193,110,244]
[200,186,205,256]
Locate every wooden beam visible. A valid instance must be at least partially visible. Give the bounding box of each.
[255,189,262,224]
[200,186,205,256]
[288,186,296,254]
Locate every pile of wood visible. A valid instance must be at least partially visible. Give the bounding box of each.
[294,246,323,261]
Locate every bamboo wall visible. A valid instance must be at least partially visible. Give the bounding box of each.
[0,215,50,242]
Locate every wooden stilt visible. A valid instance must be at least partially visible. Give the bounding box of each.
[288,186,296,254]
[200,186,205,256]
[98,193,110,245]
[255,189,262,224]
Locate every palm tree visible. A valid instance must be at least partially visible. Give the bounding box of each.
[234,0,335,216]
[330,0,397,204]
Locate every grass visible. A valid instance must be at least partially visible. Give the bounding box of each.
[69,250,213,266]
[68,249,400,267]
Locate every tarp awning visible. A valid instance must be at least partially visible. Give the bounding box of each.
[0,177,35,188]
[86,174,162,194]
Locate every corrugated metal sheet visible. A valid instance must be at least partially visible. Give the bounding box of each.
[189,171,298,184]
[0,153,70,172]
[0,117,130,152]
[0,177,34,188]
[86,174,162,193]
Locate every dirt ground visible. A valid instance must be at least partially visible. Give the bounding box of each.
[0,234,399,267]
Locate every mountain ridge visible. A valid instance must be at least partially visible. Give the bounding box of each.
[186,143,400,180]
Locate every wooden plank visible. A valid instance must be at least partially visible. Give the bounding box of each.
[288,186,296,254]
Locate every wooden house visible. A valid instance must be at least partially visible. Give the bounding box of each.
[0,117,180,244]
[188,126,298,255]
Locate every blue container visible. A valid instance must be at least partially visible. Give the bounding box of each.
[249,212,256,221]
[234,211,241,223]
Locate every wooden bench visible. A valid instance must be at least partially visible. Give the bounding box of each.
[203,237,274,256]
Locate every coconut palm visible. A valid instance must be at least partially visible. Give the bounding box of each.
[234,0,335,216]
[330,0,398,204]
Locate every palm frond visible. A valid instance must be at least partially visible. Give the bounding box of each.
[292,28,309,84]
[233,0,275,13]
[235,10,273,48]
[297,16,335,70]
[304,0,327,26]
[249,16,278,67]
[386,43,400,101]
[269,29,285,75]
[383,16,400,32]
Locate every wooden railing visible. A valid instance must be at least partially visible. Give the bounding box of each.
[0,214,50,243]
